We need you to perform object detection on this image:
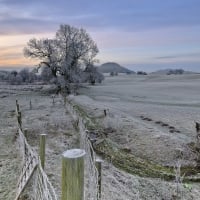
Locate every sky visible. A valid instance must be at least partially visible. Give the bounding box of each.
[0,0,200,72]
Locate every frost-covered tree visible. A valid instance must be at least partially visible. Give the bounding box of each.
[7,71,23,85]
[19,68,37,83]
[84,64,104,85]
[10,70,18,77]
[19,68,30,82]
[0,71,9,81]
[24,24,100,93]
[6,68,37,84]
[24,38,59,77]
[137,71,147,75]
[28,71,37,83]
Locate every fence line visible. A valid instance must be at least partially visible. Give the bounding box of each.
[65,99,100,200]
[15,98,102,200]
[15,101,58,200]
[15,128,38,200]
[34,161,58,200]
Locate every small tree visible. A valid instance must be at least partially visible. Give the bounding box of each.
[110,71,118,76]
[137,71,147,75]
[0,71,9,81]
[7,71,23,85]
[19,69,30,82]
[110,71,114,76]
[28,71,37,83]
[84,64,104,85]
[10,70,18,77]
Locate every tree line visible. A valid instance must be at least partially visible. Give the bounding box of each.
[0,68,38,85]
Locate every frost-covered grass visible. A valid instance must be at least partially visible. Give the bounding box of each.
[1,75,200,200]
[0,84,78,200]
[70,74,200,199]
[77,74,200,166]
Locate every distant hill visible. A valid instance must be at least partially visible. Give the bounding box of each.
[151,69,196,75]
[98,62,135,74]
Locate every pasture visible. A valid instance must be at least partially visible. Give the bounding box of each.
[1,74,200,199]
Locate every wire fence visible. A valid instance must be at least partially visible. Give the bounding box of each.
[65,99,100,200]
[15,97,101,200]
[33,161,58,200]
[15,128,38,200]
[15,101,58,200]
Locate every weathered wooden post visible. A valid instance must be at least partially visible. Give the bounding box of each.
[52,95,55,105]
[24,128,28,138]
[16,100,19,114]
[95,158,102,200]
[39,134,46,169]
[18,111,22,129]
[103,109,107,117]
[61,149,85,200]
[64,96,67,106]
[16,99,21,127]
[29,100,32,110]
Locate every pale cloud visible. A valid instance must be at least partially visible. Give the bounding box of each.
[0,0,200,71]
[1,0,200,35]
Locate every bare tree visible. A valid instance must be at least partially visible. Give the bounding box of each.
[84,64,104,85]
[55,25,99,92]
[6,68,37,85]
[8,72,22,85]
[24,38,59,77]
[24,24,100,94]
[19,69,30,82]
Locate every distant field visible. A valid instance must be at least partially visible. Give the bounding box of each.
[76,74,200,166]
[83,74,200,105]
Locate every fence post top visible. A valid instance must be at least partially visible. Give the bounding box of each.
[96,157,103,163]
[62,149,86,159]
[40,134,47,136]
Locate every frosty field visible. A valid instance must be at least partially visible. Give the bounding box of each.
[1,74,200,199]
[77,74,200,166]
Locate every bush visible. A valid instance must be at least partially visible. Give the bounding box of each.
[110,71,118,76]
[167,69,184,75]
[137,71,147,75]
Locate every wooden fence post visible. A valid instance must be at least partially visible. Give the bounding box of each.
[29,100,32,110]
[16,100,20,126]
[18,111,22,129]
[52,95,55,105]
[96,158,102,200]
[16,100,19,113]
[39,134,46,169]
[61,149,85,200]
[24,129,28,138]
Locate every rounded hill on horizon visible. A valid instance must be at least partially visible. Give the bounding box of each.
[97,62,135,74]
